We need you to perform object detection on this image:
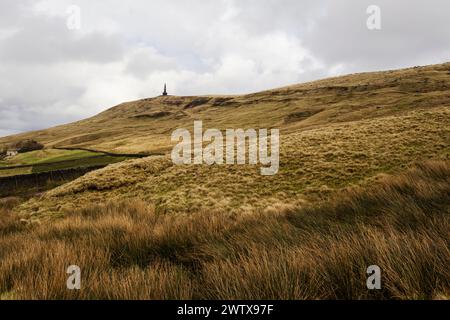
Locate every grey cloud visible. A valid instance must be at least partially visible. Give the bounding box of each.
[0,103,77,135]
[125,47,178,79]
[0,0,32,27]
[0,14,124,64]
[303,0,450,71]
[224,0,328,36]
[0,0,449,137]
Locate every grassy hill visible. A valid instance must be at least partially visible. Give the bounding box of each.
[0,63,449,299]
[1,62,445,219]
[0,149,130,178]
[1,63,449,155]
[19,106,449,219]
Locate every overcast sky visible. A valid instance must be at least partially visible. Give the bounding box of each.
[0,0,449,137]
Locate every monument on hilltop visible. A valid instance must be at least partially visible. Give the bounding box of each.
[162,83,168,96]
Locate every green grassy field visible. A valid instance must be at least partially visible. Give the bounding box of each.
[0,149,99,167]
[0,149,130,177]
[0,167,32,177]
[17,106,449,219]
[30,155,129,174]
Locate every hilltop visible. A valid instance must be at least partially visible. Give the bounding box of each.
[1,63,449,155]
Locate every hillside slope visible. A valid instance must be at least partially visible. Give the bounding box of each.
[1,63,449,154]
[1,62,447,218]
[20,105,449,218]
[2,63,449,301]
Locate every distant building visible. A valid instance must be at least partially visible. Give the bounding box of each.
[6,149,18,157]
[162,83,168,96]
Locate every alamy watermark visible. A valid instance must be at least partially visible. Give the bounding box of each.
[171,121,279,175]
[66,5,82,30]
[366,5,381,30]
[66,265,81,290]
[366,265,381,290]
[64,263,381,291]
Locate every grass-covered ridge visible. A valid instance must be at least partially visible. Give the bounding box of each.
[19,106,449,219]
[0,63,448,300]
[1,63,449,154]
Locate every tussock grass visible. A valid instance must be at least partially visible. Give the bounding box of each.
[0,197,21,210]
[18,105,450,218]
[4,63,449,217]
[1,161,448,300]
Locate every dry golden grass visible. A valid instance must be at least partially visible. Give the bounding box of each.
[1,161,448,300]
[0,63,448,300]
[0,62,446,218]
[18,105,449,219]
[1,62,449,154]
